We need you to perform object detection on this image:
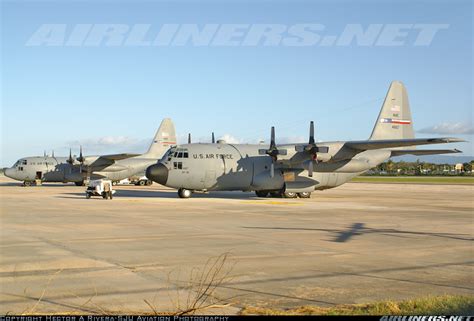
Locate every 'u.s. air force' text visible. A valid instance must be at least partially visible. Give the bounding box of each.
[193,154,233,160]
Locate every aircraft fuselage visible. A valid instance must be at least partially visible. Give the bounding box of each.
[148,143,391,193]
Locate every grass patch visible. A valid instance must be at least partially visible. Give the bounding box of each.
[240,295,474,315]
[351,176,474,184]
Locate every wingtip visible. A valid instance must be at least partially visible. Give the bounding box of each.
[444,138,466,143]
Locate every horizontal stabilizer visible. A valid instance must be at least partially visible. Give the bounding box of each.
[345,137,464,151]
[390,149,462,157]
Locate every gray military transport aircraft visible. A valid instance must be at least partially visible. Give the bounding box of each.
[146,81,463,198]
[4,118,176,186]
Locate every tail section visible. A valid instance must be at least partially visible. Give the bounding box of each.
[370,81,414,141]
[142,118,177,158]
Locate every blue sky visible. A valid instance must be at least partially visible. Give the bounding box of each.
[1,0,473,166]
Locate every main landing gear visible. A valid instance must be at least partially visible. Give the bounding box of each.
[255,190,312,199]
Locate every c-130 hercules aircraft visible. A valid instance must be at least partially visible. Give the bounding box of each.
[146,81,463,198]
[4,119,176,186]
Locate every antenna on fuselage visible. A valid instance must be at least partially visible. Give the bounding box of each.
[188,133,192,144]
[211,132,215,144]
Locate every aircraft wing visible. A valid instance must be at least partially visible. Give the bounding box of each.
[85,153,140,171]
[99,153,141,161]
[390,149,462,156]
[345,137,464,151]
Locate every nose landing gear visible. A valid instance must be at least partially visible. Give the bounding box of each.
[178,188,193,198]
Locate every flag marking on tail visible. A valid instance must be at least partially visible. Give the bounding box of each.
[380,118,411,125]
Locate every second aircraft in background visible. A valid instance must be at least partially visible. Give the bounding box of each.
[4,118,176,186]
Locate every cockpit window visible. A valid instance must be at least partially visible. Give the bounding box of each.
[163,147,189,161]
[160,147,176,162]
[171,148,189,159]
[22,160,27,165]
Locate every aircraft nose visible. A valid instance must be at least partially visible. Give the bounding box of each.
[146,163,168,185]
[3,167,13,178]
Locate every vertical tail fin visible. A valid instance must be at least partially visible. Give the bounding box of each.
[142,118,177,158]
[369,81,414,141]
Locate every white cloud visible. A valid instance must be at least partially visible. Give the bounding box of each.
[418,122,474,135]
[218,134,241,144]
[66,136,149,154]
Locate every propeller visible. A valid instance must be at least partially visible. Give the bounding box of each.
[77,146,85,163]
[258,126,287,178]
[67,148,74,164]
[188,133,192,144]
[211,132,215,144]
[295,121,329,177]
[76,146,86,175]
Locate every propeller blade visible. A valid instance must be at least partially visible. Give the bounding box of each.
[188,133,191,144]
[212,132,215,144]
[270,126,276,149]
[308,159,314,177]
[67,148,74,164]
[270,162,274,178]
[309,121,315,144]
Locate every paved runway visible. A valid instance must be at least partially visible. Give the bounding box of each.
[0,176,472,314]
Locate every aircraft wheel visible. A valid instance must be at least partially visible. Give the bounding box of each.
[75,181,84,186]
[178,188,192,198]
[269,191,283,198]
[146,180,153,186]
[139,180,146,186]
[23,181,32,187]
[298,192,311,198]
[112,181,118,186]
[255,191,268,197]
[283,192,297,198]
[86,193,91,199]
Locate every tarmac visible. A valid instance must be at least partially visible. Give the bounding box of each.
[0,175,473,314]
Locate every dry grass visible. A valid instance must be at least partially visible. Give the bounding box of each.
[240,295,474,315]
[147,252,237,315]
